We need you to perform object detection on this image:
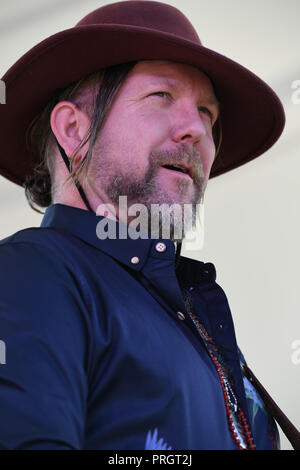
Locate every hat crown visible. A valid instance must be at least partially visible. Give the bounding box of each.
[77,0,202,44]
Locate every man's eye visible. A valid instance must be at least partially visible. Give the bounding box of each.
[198,106,213,120]
[149,91,168,98]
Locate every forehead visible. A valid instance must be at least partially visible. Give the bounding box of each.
[125,60,217,98]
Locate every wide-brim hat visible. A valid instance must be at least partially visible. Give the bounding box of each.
[0,0,285,187]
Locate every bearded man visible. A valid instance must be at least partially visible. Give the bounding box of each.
[0,1,290,450]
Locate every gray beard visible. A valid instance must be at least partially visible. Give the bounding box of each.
[94,145,205,241]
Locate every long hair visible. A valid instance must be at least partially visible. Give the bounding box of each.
[24,61,138,213]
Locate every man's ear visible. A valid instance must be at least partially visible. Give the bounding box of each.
[50,101,91,163]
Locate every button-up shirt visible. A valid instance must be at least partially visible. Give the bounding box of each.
[0,204,279,449]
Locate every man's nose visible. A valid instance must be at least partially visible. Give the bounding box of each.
[170,103,207,146]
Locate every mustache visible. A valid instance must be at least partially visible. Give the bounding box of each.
[148,144,205,188]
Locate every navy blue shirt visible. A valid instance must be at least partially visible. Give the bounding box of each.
[0,204,279,450]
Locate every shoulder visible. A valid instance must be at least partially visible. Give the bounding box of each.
[0,224,95,268]
[0,227,68,275]
[0,226,72,253]
[0,226,84,298]
[0,227,90,342]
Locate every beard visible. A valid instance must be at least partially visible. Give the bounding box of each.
[92,144,205,241]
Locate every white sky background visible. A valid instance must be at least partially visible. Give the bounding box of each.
[0,0,299,450]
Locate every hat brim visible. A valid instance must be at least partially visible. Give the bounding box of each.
[0,24,285,186]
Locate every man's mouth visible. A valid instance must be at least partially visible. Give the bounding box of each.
[161,164,192,178]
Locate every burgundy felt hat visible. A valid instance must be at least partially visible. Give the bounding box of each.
[0,0,285,187]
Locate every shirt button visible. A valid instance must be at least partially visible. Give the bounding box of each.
[155,242,166,253]
[130,256,140,265]
[177,311,185,321]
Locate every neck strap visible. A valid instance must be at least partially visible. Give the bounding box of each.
[55,137,94,213]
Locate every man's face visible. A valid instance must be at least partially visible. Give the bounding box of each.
[88,60,219,238]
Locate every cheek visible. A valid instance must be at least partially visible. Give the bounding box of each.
[200,136,216,178]
[135,111,171,143]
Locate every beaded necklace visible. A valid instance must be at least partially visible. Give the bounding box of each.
[183,290,255,450]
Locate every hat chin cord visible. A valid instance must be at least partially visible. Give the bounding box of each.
[175,241,182,270]
[55,137,94,213]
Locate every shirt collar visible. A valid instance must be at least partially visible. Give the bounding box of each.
[40,203,177,271]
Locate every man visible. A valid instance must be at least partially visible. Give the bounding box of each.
[0,1,286,450]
